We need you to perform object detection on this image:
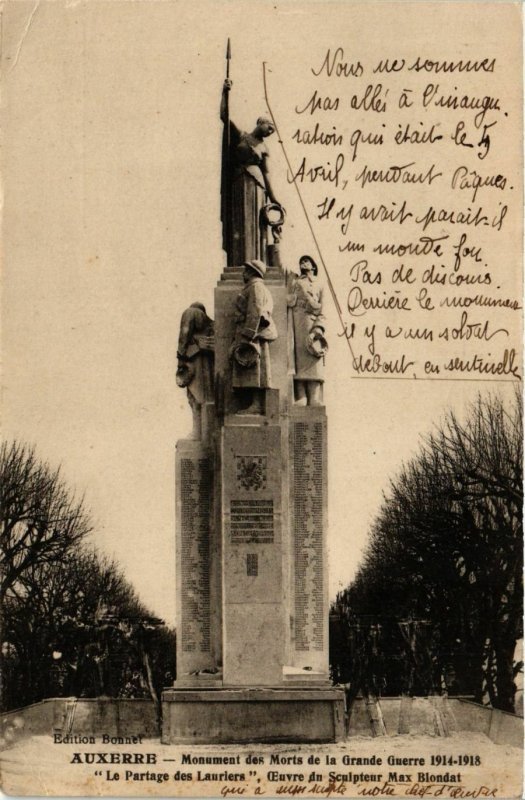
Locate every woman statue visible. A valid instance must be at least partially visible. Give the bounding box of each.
[288,255,328,407]
[221,79,280,266]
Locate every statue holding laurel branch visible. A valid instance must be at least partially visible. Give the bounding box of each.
[220,42,284,267]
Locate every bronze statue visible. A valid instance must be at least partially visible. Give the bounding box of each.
[176,303,215,438]
[288,256,327,406]
[221,79,281,266]
[231,259,277,414]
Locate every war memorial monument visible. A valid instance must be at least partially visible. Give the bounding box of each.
[161,63,345,743]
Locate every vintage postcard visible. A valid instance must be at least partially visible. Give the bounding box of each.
[1,1,523,798]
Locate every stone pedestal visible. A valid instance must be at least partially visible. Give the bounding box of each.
[221,420,285,686]
[164,264,343,742]
[162,688,345,744]
[175,440,215,676]
[289,406,329,676]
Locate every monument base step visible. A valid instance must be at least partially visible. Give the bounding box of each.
[161,687,345,744]
[174,673,223,688]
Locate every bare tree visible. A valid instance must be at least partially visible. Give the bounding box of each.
[1,442,91,603]
[1,443,176,709]
[429,393,523,710]
[332,393,523,712]
[3,542,176,708]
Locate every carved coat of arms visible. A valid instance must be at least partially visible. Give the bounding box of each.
[235,455,267,491]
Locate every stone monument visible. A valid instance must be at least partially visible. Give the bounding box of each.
[161,52,345,743]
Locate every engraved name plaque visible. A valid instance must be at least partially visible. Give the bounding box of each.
[293,420,324,651]
[230,499,274,544]
[180,457,211,653]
